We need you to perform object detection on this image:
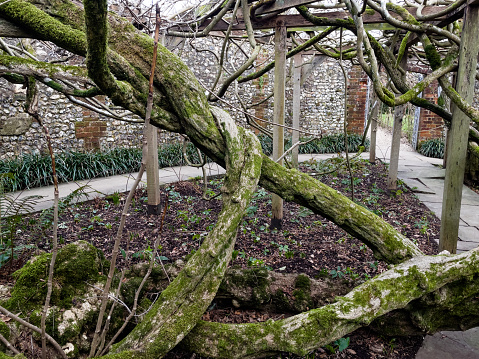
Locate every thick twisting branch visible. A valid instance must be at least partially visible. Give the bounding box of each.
[182,248,479,358]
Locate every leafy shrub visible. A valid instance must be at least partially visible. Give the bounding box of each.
[258,133,369,156]
[0,143,206,192]
[1,133,369,192]
[418,138,444,159]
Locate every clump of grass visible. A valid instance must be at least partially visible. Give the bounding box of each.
[0,143,206,192]
[418,139,444,159]
[258,133,369,156]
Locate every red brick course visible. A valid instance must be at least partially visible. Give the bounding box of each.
[347,66,368,135]
[417,80,444,143]
[75,108,107,150]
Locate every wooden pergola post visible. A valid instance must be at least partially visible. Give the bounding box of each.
[440,1,479,253]
[292,53,302,168]
[387,50,408,190]
[271,21,287,230]
[146,125,161,215]
[369,90,379,164]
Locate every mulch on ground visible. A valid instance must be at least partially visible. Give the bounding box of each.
[1,158,440,358]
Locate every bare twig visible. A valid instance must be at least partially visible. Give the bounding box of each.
[275,138,320,163]
[99,194,169,356]
[24,78,62,359]
[207,0,241,101]
[89,4,162,357]
[338,27,354,202]
[0,305,66,358]
[198,78,319,136]
[0,332,20,355]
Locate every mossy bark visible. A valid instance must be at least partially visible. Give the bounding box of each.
[181,249,479,358]
[101,110,263,358]
[217,268,357,313]
[1,2,478,358]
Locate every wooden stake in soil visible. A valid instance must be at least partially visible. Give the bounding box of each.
[146,10,162,215]
[387,50,408,191]
[292,53,302,168]
[369,91,379,164]
[146,124,161,215]
[271,21,286,230]
[440,2,479,253]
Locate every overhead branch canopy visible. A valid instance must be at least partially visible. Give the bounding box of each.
[0,0,479,358]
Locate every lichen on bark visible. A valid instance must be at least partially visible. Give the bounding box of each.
[181,249,479,358]
[106,109,263,358]
[2,1,479,358]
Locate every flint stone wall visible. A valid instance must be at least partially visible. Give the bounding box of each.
[3,37,474,159]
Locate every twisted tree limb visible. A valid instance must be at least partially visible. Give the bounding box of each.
[181,248,479,358]
[1,2,478,359]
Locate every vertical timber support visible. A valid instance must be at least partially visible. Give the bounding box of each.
[292,53,302,168]
[440,2,479,253]
[387,105,406,190]
[387,50,408,191]
[146,124,161,215]
[146,13,162,216]
[369,90,379,164]
[271,21,286,230]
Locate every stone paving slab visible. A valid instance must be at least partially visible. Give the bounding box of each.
[8,163,226,213]
[416,200,442,217]
[398,168,446,179]
[416,328,479,359]
[457,241,479,253]
[400,178,436,194]
[458,226,479,243]
[459,205,479,226]
[413,180,479,206]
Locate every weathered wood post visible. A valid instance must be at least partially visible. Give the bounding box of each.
[292,53,302,168]
[271,21,287,230]
[440,1,479,253]
[369,91,378,164]
[146,125,161,215]
[146,14,163,215]
[387,50,408,190]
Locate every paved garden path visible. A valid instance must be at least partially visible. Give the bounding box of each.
[372,127,479,359]
[8,127,479,358]
[373,127,479,253]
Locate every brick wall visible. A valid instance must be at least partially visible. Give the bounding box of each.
[75,109,107,151]
[417,80,444,143]
[346,65,368,135]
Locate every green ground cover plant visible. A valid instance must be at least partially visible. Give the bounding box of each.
[258,133,369,156]
[1,134,368,193]
[0,143,203,192]
[418,138,445,159]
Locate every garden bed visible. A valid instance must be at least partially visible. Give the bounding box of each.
[1,158,439,358]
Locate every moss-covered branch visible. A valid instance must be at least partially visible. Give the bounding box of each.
[102,109,263,358]
[422,37,479,125]
[0,0,87,55]
[0,55,89,82]
[0,0,179,132]
[259,157,423,263]
[181,249,479,358]
[237,26,338,83]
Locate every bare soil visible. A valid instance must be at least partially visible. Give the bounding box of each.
[1,158,440,358]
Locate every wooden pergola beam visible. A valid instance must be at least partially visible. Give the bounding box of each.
[254,0,318,15]
[188,6,461,31]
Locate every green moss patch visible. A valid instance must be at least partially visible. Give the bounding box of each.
[4,241,107,313]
